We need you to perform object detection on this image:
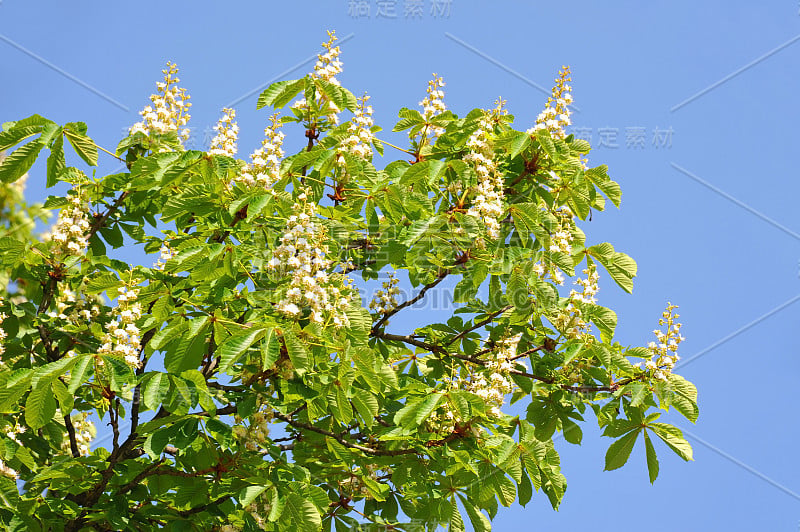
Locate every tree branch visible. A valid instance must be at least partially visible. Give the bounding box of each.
[371,270,448,334]
[446,305,513,346]
[272,411,417,457]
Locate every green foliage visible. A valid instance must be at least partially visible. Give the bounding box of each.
[0,37,697,531]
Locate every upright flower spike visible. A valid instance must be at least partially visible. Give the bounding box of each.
[49,188,90,259]
[0,298,7,360]
[338,94,375,162]
[312,31,343,86]
[466,99,508,240]
[129,61,192,146]
[98,283,143,368]
[468,333,522,418]
[208,108,239,157]
[238,113,285,188]
[646,303,684,381]
[419,74,446,137]
[291,31,345,127]
[267,190,353,327]
[527,66,573,140]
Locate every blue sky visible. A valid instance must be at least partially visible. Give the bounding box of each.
[2,1,799,530]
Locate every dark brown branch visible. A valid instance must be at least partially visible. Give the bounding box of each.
[447,305,513,347]
[372,331,446,355]
[63,413,80,458]
[88,191,129,241]
[177,495,230,518]
[371,270,448,334]
[272,411,417,457]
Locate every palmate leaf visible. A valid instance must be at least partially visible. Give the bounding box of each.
[217,325,268,373]
[256,78,305,110]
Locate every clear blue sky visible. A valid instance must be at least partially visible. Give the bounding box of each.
[2,1,799,530]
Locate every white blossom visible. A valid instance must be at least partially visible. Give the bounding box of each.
[238,114,285,188]
[208,107,238,157]
[129,61,192,147]
[465,100,508,239]
[527,66,573,141]
[267,190,352,327]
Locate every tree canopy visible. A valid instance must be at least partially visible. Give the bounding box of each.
[0,31,697,531]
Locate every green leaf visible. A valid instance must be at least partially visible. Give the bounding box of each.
[261,328,280,370]
[0,237,26,267]
[649,423,693,461]
[643,431,660,483]
[0,122,44,151]
[240,485,269,507]
[0,139,44,183]
[282,493,322,532]
[51,379,73,413]
[217,325,267,373]
[25,380,56,430]
[256,79,305,110]
[400,160,445,187]
[143,373,171,411]
[494,130,531,158]
[63,124,98,166]
[46,133,66,187]
[393,393,444,429]
[668,374,699,423]
[457,494,491,532]
[604,429,639,471]
[283,331,310,375]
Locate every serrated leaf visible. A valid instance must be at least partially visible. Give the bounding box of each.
[649,423,693,461]
[393,393,443,429]
[25,380,56,430]
[643,430,659,483]
[217,325,267,373]
[457,494,491,532]
[0,140,44,183]
[283,331,310,375]
[256,79,305,110]
[604,429,639,471]
[63,125,98,166]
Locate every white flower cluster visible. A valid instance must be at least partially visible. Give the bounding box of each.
[4,423,25,445]
[292,31,344,127]
[238,114,285,188]
[129,61,192,145]
[369,272,400,315]
[338,94,375,161]
[0,299,6,360]
[47,286,101,323]
[267,191,352,327]
[549,265,600,339]
[98,285,143,368]
[61,412,95,455]
[549,208,574,254]
[419,74,446,137]
[468,333,521,418]
[527,66,573,140]
[154,241,177,270]
[312,30,343,86]
[50,189,90,258]
[645,303,684,381]
[466,101,507,239]
[569,263,599,304]
[208,107,238,157]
